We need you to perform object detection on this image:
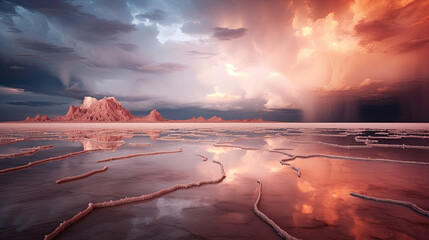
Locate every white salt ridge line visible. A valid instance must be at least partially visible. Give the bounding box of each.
[280,132,348,138]
[356,134,429,141]
[350,193,429,218]
[217,138,244,144]
[213,144,258,150]
[216,136,268,145]
[268,150,295,158]
[276,152,429,165]
[0,150,98,174]
[169,133,208,137]
[96,148,182,163]
[369,143,429,150]
[195,154,208,161]
[253,180,301,240]
[82,138,125,144]
[0,145,53,159]
[385,134,429,139]
[354,138,378,144]
[375,132,389,135]
[157,137,214,143]
[288,140,370,149]
[306,133,348,137]
[128,143,151,147]
[56,166,108,184]
[44,160,226,240]
[0,137,25,145]
[404,135,429,139]
[290,167,301,177]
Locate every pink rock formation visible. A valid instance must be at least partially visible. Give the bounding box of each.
[22,96,269,122]
[208,115,223,121]
[24,114,51,122]
[134,109,164,122]
[56,97,134,122]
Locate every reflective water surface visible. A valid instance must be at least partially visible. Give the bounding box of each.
[0,123,428,240]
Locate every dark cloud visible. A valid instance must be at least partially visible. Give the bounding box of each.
[0,1,17,14]
[7,27,21,33]
[85,57,186,74]
[9,0,136,42]
[309,80,429,122]
[6,101,66,107]
[135,62,187,73]
[16,39,74,53]
[10,65,24,70]
[354,20,397,44]
[304,0,353,20]
[396,38,429,53]
[116,43,138,51]
[186,50,216,59]
[0,58,82,98]
[212,27,247,41]
[14,39,85,61]
[137,9,166,21]
[0,70,61,96]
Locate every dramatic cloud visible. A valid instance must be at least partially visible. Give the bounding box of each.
[115,43,139,52]
[135,62,188,73]
[16,39,75,54]
[7,101,67,107]
[8,0,136,42]
[0,0,428,121]
[212,27,247,41]
[137,9,166,21]
[186,50,216,59]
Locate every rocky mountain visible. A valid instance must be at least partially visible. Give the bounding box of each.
[134,109,164,122]
[25,114,51,122]
[22,96,266,122]
[55,97,134,122]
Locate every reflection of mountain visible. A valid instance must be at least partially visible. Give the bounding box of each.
[23,96,267,122]
[65,130,132,151]
[80,139,125,151]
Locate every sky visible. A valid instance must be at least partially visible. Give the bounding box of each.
[0,0,428,122]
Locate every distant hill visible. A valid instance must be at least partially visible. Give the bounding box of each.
[23,96,266,123]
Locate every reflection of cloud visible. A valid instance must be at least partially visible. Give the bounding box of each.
[155,197,209,219]
[297,181,315,193]
[207,146,284,184]
[301,204,313,214]
[206,145,231,156]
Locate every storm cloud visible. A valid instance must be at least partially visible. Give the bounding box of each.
[212,27,247,41]
[0,0,428,121]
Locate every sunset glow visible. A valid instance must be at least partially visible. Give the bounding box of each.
[0,2,428,240]
[0,0,427,121]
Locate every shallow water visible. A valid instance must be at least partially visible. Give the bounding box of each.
[0,123,428,240]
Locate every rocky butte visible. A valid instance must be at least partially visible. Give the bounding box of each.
[24,96,266,123]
